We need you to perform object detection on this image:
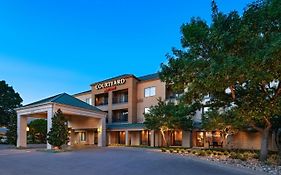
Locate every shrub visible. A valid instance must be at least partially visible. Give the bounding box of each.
[192,150,197,155]
[253,152,260,159]
[198,150,207,156]
[176,148,180,153]
[237,153,246,161]
[230,152,238,159]
[213,151,218,156]
[47,109,68,149]
[223,150,229,156]
[186,149,191,154]
[206,150,212,156]
[217,151,223,156]
[161,148,167,152]
[169,149,174,153]
[180,149,185,154]
[266,154,279,165]
[243,152,250,160]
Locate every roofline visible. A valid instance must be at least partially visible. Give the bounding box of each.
[138,77,160,82]
[72,90,91,96]
[15,102,54,111]
[15,102,106,115]
[90,73,160,86]
[90,74,137,86]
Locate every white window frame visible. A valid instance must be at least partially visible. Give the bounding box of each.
[144,87,156,97]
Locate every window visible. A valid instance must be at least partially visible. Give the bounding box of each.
[85,98,92,105]
[144,107,150,114]
[144,87,156,97]
[112,110,128,123]
[80,132,86,141]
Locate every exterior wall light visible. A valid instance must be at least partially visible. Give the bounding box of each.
[26,126,29,132]
[97,128,101,133]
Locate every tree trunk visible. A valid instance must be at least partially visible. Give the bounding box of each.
[160,130,168,147]
[260,126,271,161]
[276,129,281,166]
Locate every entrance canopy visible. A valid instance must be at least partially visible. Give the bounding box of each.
[15,93,107,149]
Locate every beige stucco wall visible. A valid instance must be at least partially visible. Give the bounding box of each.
[182,131,191,147]
[136,79,166,123]
[227,131,277,151]
[91,76,138,124]
[68,116,99,129]
[130,131,141,146]
[74,92,92,103]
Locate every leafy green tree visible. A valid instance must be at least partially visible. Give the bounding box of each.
[160,0,281,161]
[0,80,22,126]
[28,119,47,144]
[144,99,193,146]
[47,109,68,149]
[6,114,17,145]
[202,110,242,139]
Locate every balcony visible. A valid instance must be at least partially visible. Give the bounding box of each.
[113,89,128,104]
[112,95,128,104]
[95,93,108,106]
[112,110,128,123]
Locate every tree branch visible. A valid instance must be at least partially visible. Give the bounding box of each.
[273,81,281,100]
[230,85,236,100]
[263,116,272,128]
[250,123,263,132]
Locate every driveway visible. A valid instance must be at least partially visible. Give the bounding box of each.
[0,147,264,175]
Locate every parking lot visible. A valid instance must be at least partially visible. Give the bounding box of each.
[0,146,263,175]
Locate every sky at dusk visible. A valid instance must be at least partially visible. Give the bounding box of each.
[0,0,254,104]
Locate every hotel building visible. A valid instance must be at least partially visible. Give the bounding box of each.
[74,73,278,150]
[16,73,278,150]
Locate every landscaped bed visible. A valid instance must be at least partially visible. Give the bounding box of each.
[160,148,281,175]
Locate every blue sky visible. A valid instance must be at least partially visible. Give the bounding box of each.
[0,0,253,104]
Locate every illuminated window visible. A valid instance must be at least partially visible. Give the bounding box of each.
[80,132,86,141]
[144,87,156,97]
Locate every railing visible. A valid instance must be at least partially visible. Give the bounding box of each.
[112,95,128,104]
[112,115,128,123]
[95,100,108,106]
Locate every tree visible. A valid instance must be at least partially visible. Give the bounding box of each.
[144,99,193,146]
[272,115,281,165]
[47,109,68,149]
[202,110,242,140]
[160,0,281,161]
[6,114,17,145]
[0,80,22,126]
[28,119,47,144]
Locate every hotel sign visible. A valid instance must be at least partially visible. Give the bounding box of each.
[95,78,126,90]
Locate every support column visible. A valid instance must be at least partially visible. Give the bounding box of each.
[17,114,27,148]
[155,131,159,147]
[98,117,106,147]
[150,130,155,147]
[108,92,113,123]
[47,109,53,149]
[125,130,129,146]
[182,130,191,147]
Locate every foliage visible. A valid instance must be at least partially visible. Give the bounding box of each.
[144,99,193,146]
[144,99,193,131]
[159,0,281,161]
[28,119,47,144]
[6,114,17,145]
[47,109,68,149]
[0,80,22,127]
